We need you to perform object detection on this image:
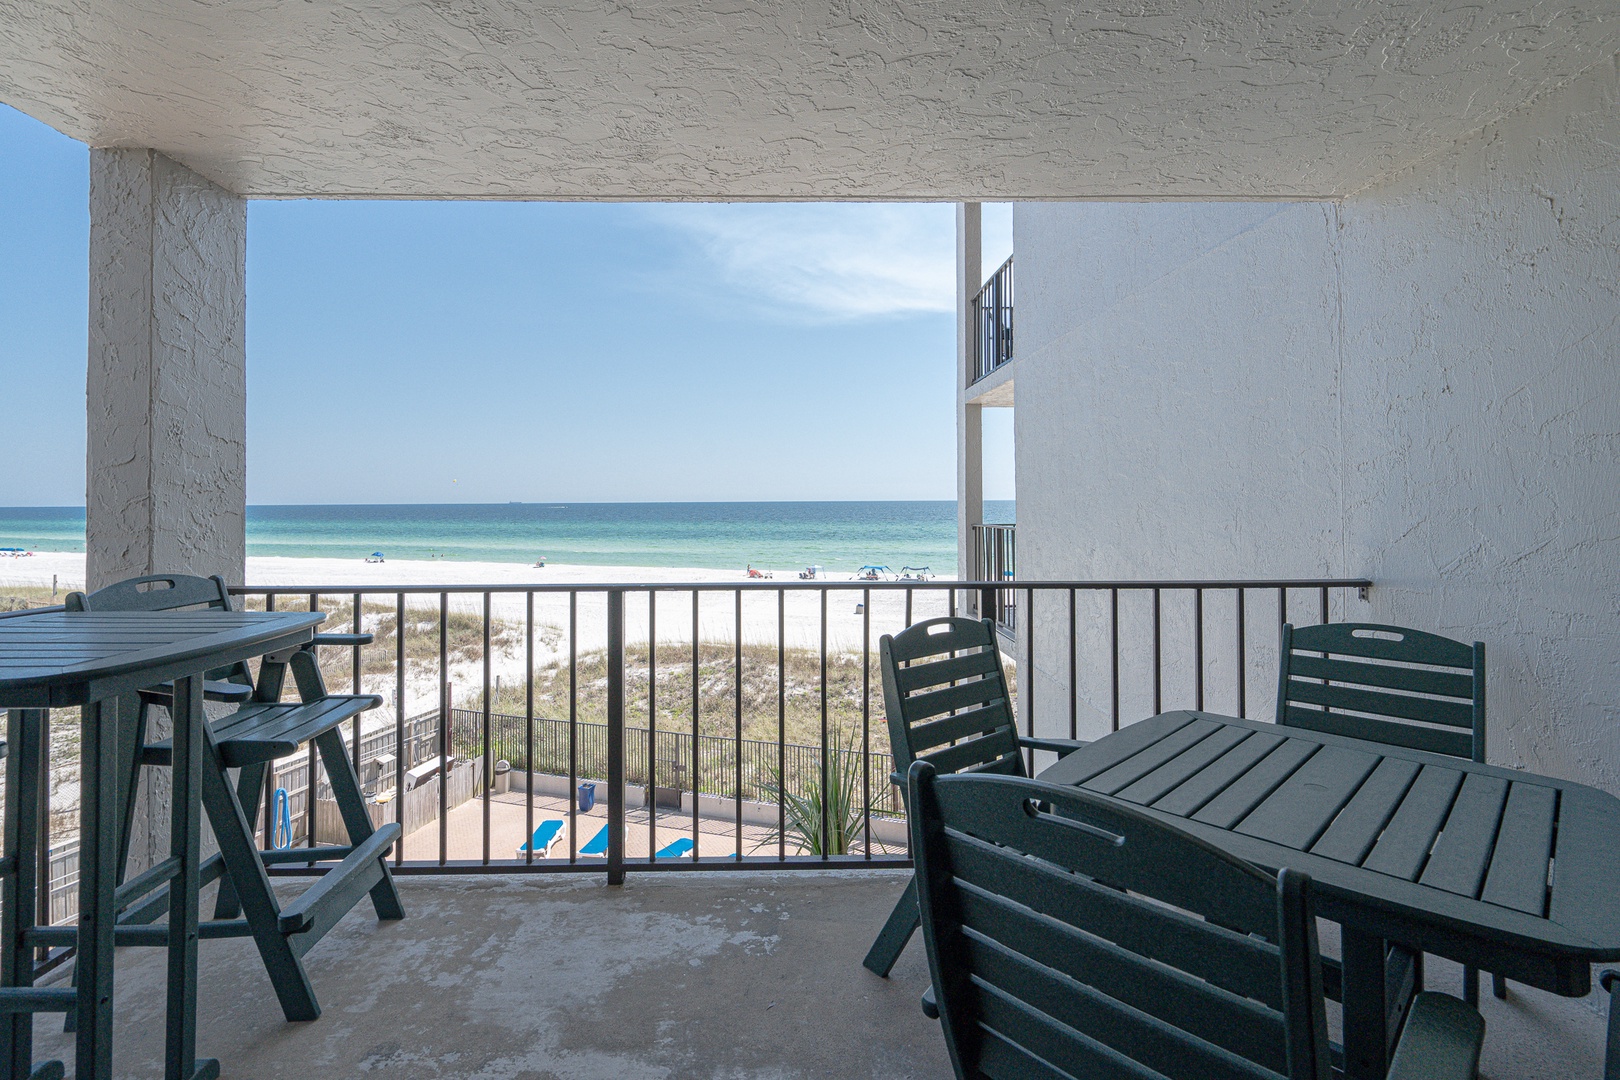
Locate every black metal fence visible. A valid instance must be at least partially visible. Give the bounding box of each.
[211,576,1370,882]
[970,524,1017,632]
[972,254,1014,383]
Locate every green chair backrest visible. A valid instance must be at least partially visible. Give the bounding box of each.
[66,573,250,686]
[908,762,1331,1080]
[1277,622,1485,762]
[880,616,1023,782]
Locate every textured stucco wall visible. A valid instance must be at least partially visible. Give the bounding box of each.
[1012,59,1620,802]
[2,2,1618,199]
[87,149,247,591]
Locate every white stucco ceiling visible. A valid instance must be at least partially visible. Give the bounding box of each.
[1,1,1615,200]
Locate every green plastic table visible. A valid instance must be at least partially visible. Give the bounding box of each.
[0,608,324,1080]
[1038,710,1620,1079]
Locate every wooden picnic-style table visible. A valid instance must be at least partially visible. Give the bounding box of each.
[0,608,325,1080]
[1038,709,1620,1080]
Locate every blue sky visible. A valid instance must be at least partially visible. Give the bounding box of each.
[0,103,1013,505]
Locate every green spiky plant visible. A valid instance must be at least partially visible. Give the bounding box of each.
[757,726,865,856]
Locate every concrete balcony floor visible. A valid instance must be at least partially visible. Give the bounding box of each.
[30,873,1610,1079]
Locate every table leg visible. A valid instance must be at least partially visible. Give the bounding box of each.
[1342,924,1390,1080]
[76,700,118,1079]
[2,709,46,1075]
[167,676,215,1080]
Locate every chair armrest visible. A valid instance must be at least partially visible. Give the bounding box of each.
[1601,970,1620,1080]
[311,632,373,648]
[1385,992,1484,1080]
[920,985,939,1020]
[1020,736,1091,758]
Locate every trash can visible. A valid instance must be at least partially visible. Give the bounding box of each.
[577,781,597,814]
[493,759,511,795]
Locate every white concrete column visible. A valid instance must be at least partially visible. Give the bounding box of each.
[87,149,247,591]
[956,202,983,586]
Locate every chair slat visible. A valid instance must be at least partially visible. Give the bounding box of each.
[1284,653,1474,701]
[904,678,1008,722]
[1192,740,1317,831]
[1282,707,1473,758]
[958,886,1290,1072]
[1362,765,1465,880]
[966,939,1280,1080]
[920,731,1022,777]
[1081,719,1220,796]
[895,649,1000,693]
[947,831,1283,1007]
[1236,746,1381,850]
[1286,623,1476,668]
[974,1010,1141,1080]
[937,777,1278,937]
[888,619,998,663]
[1152,731,1284,817]
[908,704,1017,755]
[1479,782,1557,915]
[1310,757,1421,865]
[1282,680,1474,729]
[1419,773,1510,898]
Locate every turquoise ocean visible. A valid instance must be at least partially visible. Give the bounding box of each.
[0,502,1015,573]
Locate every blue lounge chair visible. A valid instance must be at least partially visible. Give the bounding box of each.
[655,837,694,859]
[578,824,610,856]
[517,819,564,857]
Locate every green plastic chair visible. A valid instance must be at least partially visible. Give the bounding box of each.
[861,615,1086,979]
[1278,622,1498,1002]
[907,761,1486,1080]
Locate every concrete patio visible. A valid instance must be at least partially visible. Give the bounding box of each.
[25,872,1613,1079]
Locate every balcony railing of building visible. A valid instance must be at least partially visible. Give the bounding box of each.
[969,523,1017,633]
[971,254,1014,384]
[3,575,1370,944]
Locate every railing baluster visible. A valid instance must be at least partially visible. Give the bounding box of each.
[525,591,534,866]
[307,592,319,857]
[1110,587,1120,732]
[648,591,657,865]
[778,589,787,862]
[394,592,405,866]
[1068,588,1077,741]
[734,589,743,861]
[1025,586,1035,774]
[606,589,625,885]
[1194,588,1204,712]
[691,590,700,863]
[862,585,871,859]
[568,592,578,863]
[482,591,492,865]
[1236,588,1247,719]
[819,588,829,861]
[438,592,448,866]
[1152,587,1162,717]
[351,592,363,778]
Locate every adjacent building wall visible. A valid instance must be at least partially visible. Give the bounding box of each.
[1013,57,1620,796]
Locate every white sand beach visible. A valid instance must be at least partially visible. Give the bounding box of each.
[1,551,962,714]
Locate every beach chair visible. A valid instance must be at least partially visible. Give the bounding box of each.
[578,823,610,856]
[655,837,695,859]
[64,573,404,1023]
[861,616,1088,979]
[517,819,565,857]
[906,761,1485,1080]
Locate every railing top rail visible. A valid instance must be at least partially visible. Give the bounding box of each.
[974,253,1014,302]
[228,577,1371,596]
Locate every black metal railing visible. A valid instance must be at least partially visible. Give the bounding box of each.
[3,577,1373,913]
[971,255,1014,384]
[970,524,1017,632]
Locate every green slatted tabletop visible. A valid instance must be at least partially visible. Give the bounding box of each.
[1039,710,1620,1080]
[0,609,323,1080]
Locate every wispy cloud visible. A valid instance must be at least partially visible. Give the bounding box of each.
[644,203,956,321]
